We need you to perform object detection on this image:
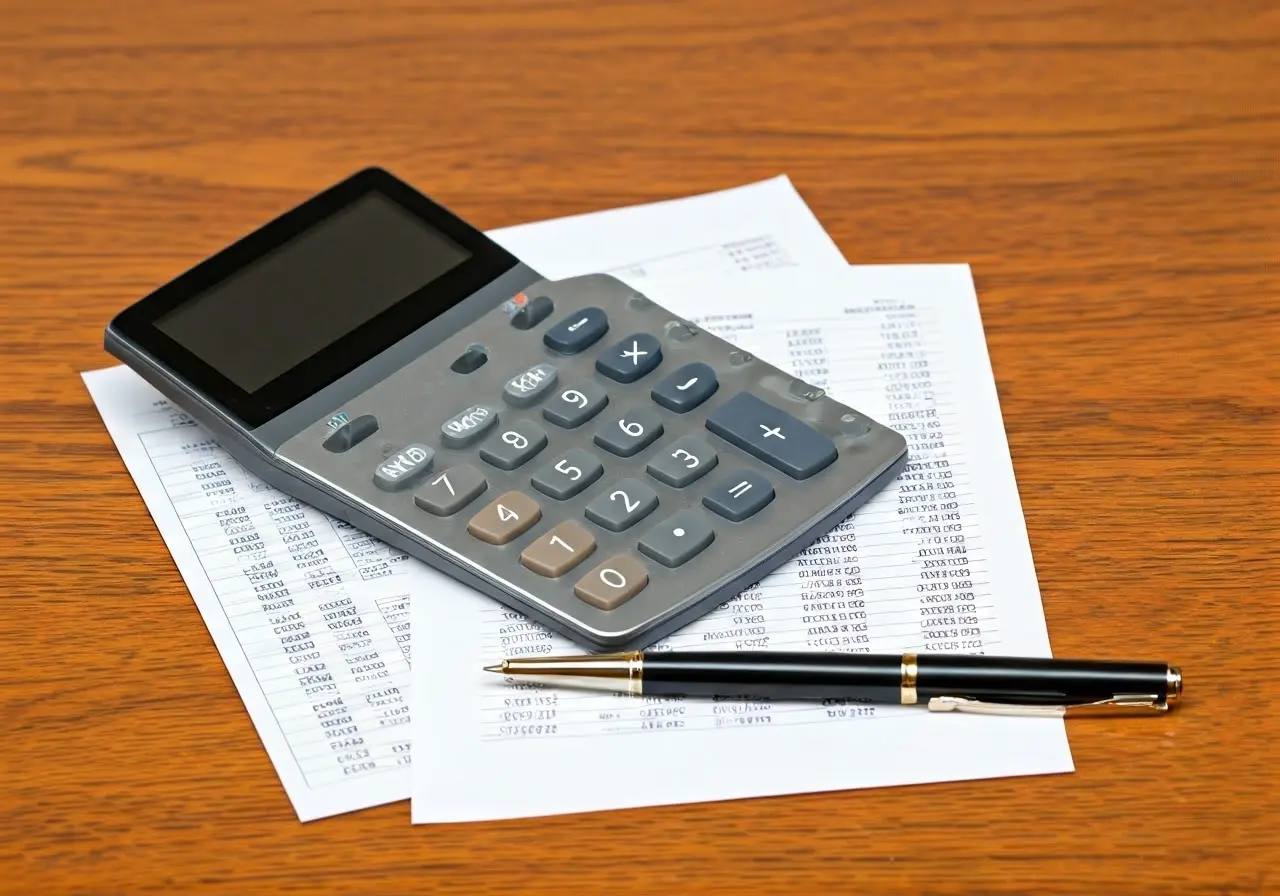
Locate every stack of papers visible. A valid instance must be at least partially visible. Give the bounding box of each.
[82,175,1071,823]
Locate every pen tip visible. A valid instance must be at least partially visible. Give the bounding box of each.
[483,664,504,674]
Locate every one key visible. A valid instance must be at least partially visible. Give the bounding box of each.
[573,554,649,610]
[502,363,558,408]
[530,448,604,500]
[645,434,717,488]
[467,491,541,545]
[441,405,498,448]
[594,407,663,457]
[702,469,774,522]
[595,333,663,383]
[583,477,659,532]
[543,306,609,354]
[705,391,838,480]
[373,443,435,491]
[542,381,609,429]
[509,293,554,330]
[414,464,488,516]
[479,420,548,471]
[520,520,597,578]
[650,362,719,413]
[637,509,716,568]
[322,413,379,453]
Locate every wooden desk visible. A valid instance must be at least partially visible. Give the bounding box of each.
[3,2,1276,892]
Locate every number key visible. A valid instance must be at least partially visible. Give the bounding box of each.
[593,406,663,457]
[520,520,597,577]
[530,448,604,500]
[413,463,488,516]
[573,554,650,610]
[583,477,659,532]
[645,434,717,488]
[479,420,547,470]
[542,381,609,429]
[466,491,541,545]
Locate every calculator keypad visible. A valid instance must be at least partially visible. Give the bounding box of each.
[595,333,663,383]
[650,362,718,413]
[573,554,649,610]
[645,434,718,488]
[502,363,558,408]
[441,405,498,448]
[467,491,541,544]
[583,478,659,532]
[594,407,664,457]
[531,448,604,500]
[542,381,609,429]
[637,509,716,568]
[373,443,435,491]
[414,464,488,516]
[701,469,774,522]
[479,420,548,470]
[544,306,609,354]
[519,520,597,578]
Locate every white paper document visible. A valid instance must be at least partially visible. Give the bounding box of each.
[410,264,1073,823]
[80,175,847,821]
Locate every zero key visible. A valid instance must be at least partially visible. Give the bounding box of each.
[705,391,838,480]
[573,554,649,610]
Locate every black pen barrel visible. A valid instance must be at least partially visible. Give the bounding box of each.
[915,654,1174,704]
[640,651,902,700]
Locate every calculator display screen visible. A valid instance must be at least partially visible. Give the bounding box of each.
[155,193,472,393]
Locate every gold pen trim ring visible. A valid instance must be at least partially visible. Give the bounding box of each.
[900,652,918,704]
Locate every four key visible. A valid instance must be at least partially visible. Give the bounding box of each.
[414,464,488,516]
[705,391,838,480]
[595,333,663,383]
[467,491,541,545]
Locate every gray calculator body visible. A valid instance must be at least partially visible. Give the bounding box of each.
[105,168,907,651]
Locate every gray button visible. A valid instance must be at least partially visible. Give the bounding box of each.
[702,469,774,522]
[593,407,664,457]
[322,413,379,453]
[637,509,716,568]
[503,363,558,408]
[531,448,604,500]
[441,405,498,448]
[650,362,718,413]
[584,478,659,532]
[595,333,663,383]
[373,443,435,491]
[510,294,554,330]
[479,420,548,470]
[542,381,609,429]
[544,306,609,354]
[704,391,837,480]
[646,434,718,488]
[413,464,488,516]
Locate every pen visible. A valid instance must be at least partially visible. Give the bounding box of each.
[483,650,1183,716]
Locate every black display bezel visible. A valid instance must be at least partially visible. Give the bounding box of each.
[109,167,520,428]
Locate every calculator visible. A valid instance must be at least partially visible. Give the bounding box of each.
[105,167,908,650]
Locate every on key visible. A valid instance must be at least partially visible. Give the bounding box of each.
[543,307,609,354]
[705,391,838,480]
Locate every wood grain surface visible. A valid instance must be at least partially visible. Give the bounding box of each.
[2,1,1277,893]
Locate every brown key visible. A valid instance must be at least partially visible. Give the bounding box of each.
[519,520,596,578]
[466,491,541,545]
[573,554,649,610]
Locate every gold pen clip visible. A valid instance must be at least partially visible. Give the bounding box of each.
[927,694,1170,717]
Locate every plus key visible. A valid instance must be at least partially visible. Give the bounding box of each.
[705,391,838,480]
